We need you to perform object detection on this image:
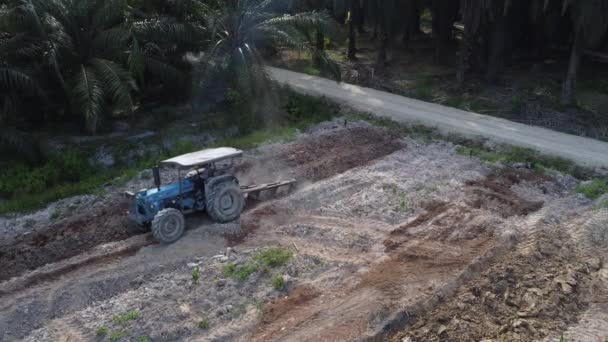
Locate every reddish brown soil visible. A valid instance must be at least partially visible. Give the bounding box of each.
[238,126,403,184]
[0,196,132,281]
[1,126,402,283]
[283,127,403,181]
[465,170,547,217]
[390,230,593,342]
[260,286,321,326]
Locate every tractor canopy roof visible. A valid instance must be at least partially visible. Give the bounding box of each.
[160,147,243,169]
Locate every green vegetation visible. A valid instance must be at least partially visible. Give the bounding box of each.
[413,79,434,101]
[0,91,340,215]
[192,266,200,282]
[576,179,608,200]
[255,248,293,268]
[455,145,586,178]
[109,330,129,342]
[347,112,439,142]
[223,262,259,281]
[138,337,151,342]
[113,310,140,324]
[96,325,108,337]
[223,248,293,281]
[198,319,210,330]
[271,273,286,290]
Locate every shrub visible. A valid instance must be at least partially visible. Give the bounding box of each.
[192,266,200,282]
[96,326,108,337]
[577,179,608,200]
[271,273,286,290]
[198,319,210,330]
[285,92,339,129]
[113,310,140,324]
[223,262,259,281]
[255,248,293,268]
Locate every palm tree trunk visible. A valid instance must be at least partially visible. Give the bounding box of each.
[314,29,325,66]
[561,27,584,106]
[412,0,421,35]
[377,32,389,66]
[357,0,365,33]
[457,25,475,86]
[485,13,507,83]
[348,0,357,60]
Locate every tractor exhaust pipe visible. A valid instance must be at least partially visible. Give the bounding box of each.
[153,166,161,190]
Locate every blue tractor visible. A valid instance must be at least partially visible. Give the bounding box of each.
[126,147,246,244]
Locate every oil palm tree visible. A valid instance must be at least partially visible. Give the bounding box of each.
[3,0,139,133]
[195,0,338,105]
[561,0,608,105]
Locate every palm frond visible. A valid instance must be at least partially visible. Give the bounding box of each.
[129,36,145,83]
[91,28,130,57]
[92,0,128,29]
[0,66,40,94]
[313,51,342,82]
[264,11,335,36]
[134,19,202,47]
[91,58,136,110]
[144,55,184,84]
[69,65,104,133]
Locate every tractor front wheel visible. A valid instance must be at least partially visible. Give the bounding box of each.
[206,181,244,223]
[151,208,185,244]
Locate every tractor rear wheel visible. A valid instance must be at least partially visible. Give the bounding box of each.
[206,181,244,223]
[151,208,185,244]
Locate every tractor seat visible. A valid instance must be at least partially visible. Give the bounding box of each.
[186,168,206,179]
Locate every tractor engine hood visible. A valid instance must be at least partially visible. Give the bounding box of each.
[136,179,196,203]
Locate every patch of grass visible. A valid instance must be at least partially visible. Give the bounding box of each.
[113,310,140,324]
[302,64,321,76]
[109,330,128,342]
[223,262,259,281]
[455,145,585,177]
[398,193,410,212]
[96,325,108,337]
[192,265,200,282]
[347,112,439,141]
[255,248,293,268]
[138,337,151,342]
[271,273,286,290]
[576,179,608,200]
[198,319,210,330]
[511,95,525,113]
[413,79,434,101]
[285,92,341,130]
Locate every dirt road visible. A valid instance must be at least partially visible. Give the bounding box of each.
[268,67,608,169]
[1,119,607,342]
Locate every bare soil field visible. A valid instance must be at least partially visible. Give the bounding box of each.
[1,119,607,342]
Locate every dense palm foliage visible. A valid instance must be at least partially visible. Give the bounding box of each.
[2,0,141,133]
[2,0,608,135]
[1,0,335,134]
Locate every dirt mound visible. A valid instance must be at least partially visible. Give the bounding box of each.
[284,127,403,181]
[391,230,594,342]
[0,195,133,281]
[237,126,403,185]
[466,170,546,218]
[386,171,547,251]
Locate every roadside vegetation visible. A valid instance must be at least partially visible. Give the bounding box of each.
[223,247,293,282]
[0,91,340,214]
